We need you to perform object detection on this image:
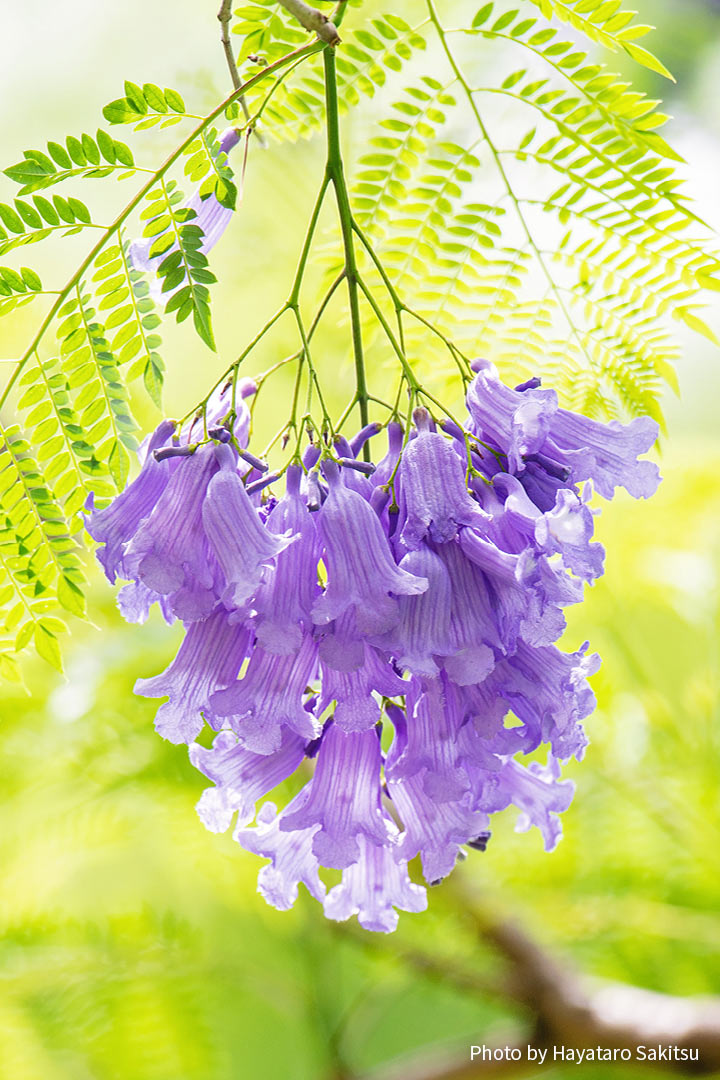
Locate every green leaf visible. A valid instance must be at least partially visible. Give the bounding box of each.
[142,83,168,112]
[108,438,130,488]
[165,87,186,113]
[34,622,64,672]
[124,80,148,114]
[21,267,42,291]
[622,42,675,81]
[472,3,494,27]
[676,308,719,345]
[57,575,86,617]
[103,98,137,125]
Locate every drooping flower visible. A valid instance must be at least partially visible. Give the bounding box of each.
[129,128,241,295]
[281,725,395,869]
[135,605,248,743]
[324,836,427,933]
[467,358,661,499]
[311,459,428,633]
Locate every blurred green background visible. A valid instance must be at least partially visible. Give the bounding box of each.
[1,1,719,1078]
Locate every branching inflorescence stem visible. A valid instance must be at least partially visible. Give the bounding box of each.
[323,47,370,456]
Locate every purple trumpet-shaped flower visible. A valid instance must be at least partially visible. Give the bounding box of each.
[135,605,248,743]
[235,788,326,911]
[85,419,176,582]
[281,725,395,869]
[491,472,604,584]
[390,676,470,802]
[312,460,428,633]
[129,128,241,296]
[190,727,305,833]
[202,452,295,610]
[324,836,427,933]
[372,545,455,678]
[253,466,321,654]
[97,358,661,932]
[385,703,489,884]
[467,359,660,499]
[208,632,320,754]
[125,442,220,612]
[397,413,480,550]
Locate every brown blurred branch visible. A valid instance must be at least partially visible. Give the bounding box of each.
[352,885,720,1080]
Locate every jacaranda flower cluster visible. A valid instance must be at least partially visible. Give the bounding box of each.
[87,360,660,932]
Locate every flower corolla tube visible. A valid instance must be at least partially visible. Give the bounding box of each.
[88,362,660,932]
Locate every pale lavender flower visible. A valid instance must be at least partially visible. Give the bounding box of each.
[235,789,326,911]
[129,128,241,295]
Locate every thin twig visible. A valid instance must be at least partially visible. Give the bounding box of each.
[278,0,341,44]
[217,0,250,118]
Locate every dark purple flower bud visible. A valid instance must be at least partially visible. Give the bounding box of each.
[153,444,195,461]
[337,457,376,476]
[208,426,233,443]
[349,421,382,456]
[245,470,281,496]
[238,447,268,473]
[515,377,542,392]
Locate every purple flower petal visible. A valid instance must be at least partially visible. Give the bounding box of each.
[202,456,295,609]
[135,606,249,743]
[398,425,480,549]
[235,789,326,910]
[208,633,320,753]
[127,442,220,597]
[281,725,394,869]
[324,837,427,932]
[254,466,321,653]
[84,420,175,581]
[190,727,305,833]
